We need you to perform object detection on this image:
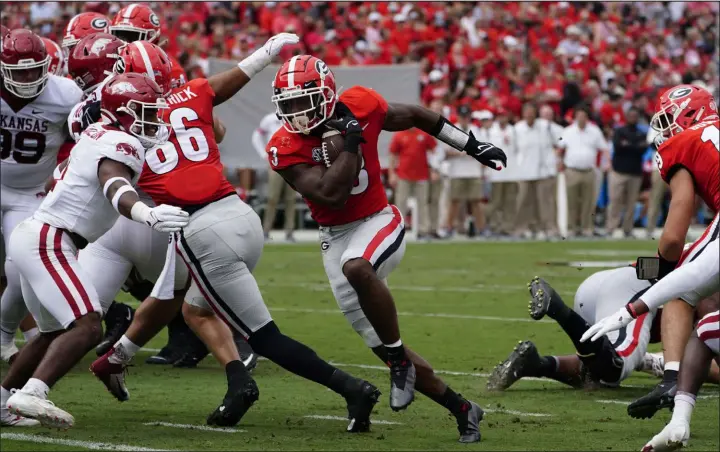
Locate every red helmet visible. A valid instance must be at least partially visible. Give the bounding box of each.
[168,55,187,89]
[100,72,169,149]
[271,55,338,134]
[1,29,51,98]
[68,32,124,93]
[41,37,64,76]
[110,4,161,44]
[0,25,9,42]
[651,84,719,145]
[62,12,111,52]
[113,41,172,94]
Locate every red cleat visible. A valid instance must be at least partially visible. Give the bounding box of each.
[90,347,130,402]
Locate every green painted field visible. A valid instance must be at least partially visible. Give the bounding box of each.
[2,240,718,451]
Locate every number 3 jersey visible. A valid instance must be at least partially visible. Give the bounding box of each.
[34,123,145,242]
[656,119,720,211]
[1,75,83,189]
[138,78,235,206]
[266,86,389,226]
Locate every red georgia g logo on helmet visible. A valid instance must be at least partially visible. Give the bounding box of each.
[91,18,108,30]
[150,14,160,27]
[668,87,692,100]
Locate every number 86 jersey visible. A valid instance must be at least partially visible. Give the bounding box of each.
[138,78,235,207]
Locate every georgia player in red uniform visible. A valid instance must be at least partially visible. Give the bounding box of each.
[91,34,384,433]
[61,12,110,56]
[267,55,506,443]
[584,85,719,420]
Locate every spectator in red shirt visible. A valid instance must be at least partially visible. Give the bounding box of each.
[421,70,450,105]
[389,126,438,238]
[599,91,626,128]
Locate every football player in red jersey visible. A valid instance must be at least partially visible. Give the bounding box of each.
[581,84,719,420]
[266,55,506,443]
[91,34,383,433]
[40,38,63,76]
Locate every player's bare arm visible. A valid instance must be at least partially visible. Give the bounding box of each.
[209,32,299,106]
[383,103,507,170]
[213,114,226,144]
[98,158,188,232]
[277,117,365,208]
[659,168,697,264]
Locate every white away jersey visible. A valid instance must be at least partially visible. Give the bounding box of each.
[1,75,83,189]
[33,123,145,242]
[68,76,109,142]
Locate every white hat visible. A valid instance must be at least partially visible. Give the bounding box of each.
[474,110,494,121]
[566,25,581,36]
[355,40,368,52]
[428,70,444,82]
[503,36,519,48]
[369,12,382,22]
[388,2,399,12]
[558,1,570,8]
[393,13,406,23]
[324,30,337,41]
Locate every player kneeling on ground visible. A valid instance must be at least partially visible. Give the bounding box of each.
[267,55,507,443]
[0,73,188,429]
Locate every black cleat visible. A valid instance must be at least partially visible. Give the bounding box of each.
[146,344,184,365]
[628,379,677,419]
[344,381,381,433]
[455,399,483,443]
[173,334,209,368]
[96,302,134,356]
[527,276,561,320]
[207,379,259,427]
[234,335,258,373]
[388,359,416,411]
[487,341,541,391]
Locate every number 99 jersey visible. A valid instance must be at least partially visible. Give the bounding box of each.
[1,75,83,189]
[656,119,720,211]
[138,78,235,206]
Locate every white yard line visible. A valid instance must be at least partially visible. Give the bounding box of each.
[1,433,169,451]
[304,414,403,425]
[567,250,652,257]
[263,281,577,295]
[270,306,554,324]
[484,408,552,417]
[143,421,244,433]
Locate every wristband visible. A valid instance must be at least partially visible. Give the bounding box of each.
[130,202,152,225]
[431,116,470,151]
[657,250,679,280]
[237,48,269,79]
[103,176,132,197]
[111,185,136,212]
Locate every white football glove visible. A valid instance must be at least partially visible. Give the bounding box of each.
[145,204,189,233]
[641,420,690,452]
[580,306,634,343]
[238,32,300,78]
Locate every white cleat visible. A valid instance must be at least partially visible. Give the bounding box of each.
[6,390,74,429]
[1,340,19,364]
[1,409,41,427]
[642,420,690,452]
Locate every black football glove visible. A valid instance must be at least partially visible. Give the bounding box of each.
[81,100,102,131]
[463,131,507,170]
[325,113,366,154]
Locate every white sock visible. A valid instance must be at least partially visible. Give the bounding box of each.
[384,339,403,348]
[21,378,49,399]
[672,392,696,423]
[1,386,10,409]
[22,328,39,342]
[665,361,680,372]
[113,335,140,362]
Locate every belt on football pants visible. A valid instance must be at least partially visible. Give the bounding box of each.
[64,229,88,250]
[182,192,238,216]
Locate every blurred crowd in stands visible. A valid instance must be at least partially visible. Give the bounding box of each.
[5,1,718,239]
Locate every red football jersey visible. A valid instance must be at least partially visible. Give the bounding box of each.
[656,119,720,211]
[267,86,389,226]
[138,78,235,206]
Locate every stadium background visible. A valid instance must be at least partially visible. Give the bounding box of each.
[3,1,719,236]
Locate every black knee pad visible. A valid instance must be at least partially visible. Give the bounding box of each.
[578,336,624,384]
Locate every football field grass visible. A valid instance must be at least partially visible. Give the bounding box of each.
[2,239,719,451]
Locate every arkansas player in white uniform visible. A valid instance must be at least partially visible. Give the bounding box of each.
[0,73,188,429]
[0,30,83,368]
